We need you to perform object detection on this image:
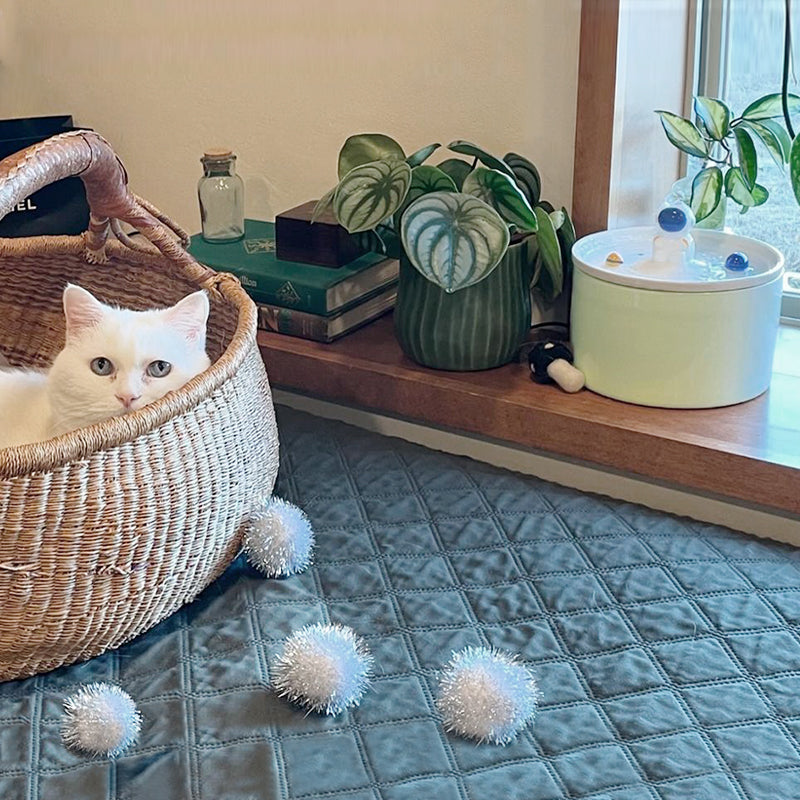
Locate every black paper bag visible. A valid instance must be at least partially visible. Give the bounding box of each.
[0,116,90,237]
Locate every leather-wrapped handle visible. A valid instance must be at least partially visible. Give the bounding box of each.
[0,130,216,286]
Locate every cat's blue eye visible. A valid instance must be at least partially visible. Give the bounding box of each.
[90,357,114,376]
[147,360,172,378]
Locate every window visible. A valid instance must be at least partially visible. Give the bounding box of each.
[694,0,800,316]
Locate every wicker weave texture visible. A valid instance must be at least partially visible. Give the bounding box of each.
[0,133,279,681]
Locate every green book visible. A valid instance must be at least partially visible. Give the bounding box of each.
[188,219,399,315]
[258,282,397,343]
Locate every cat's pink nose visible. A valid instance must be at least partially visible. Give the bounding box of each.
[115,393,141,410]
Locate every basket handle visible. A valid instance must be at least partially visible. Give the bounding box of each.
[0,130,217,286]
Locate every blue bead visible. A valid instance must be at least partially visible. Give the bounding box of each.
[658,206,688,232]
[725,251,749,271]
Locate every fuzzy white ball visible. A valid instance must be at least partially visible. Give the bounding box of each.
[243,497,314,577]
[62,682,142,757]
[437,647,539,745]
[273,623,373,715]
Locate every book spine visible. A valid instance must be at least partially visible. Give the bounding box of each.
[223,267,331,315]
[257,305,335,343]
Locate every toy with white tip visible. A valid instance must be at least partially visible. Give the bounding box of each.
[528,340,585,393]
[272,623,373,715]
[61,682,142,757]
[242,497,314,577]
[437,646,539,745]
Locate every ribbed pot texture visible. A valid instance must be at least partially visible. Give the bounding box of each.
[394,238,532,371]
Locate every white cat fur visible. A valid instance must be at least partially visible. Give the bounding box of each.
[0,284,211,449]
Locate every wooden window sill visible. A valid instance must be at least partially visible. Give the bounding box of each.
[258,315,800,517]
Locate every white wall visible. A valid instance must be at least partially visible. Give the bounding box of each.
[0,0,581,233]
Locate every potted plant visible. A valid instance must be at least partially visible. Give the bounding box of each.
[656,1,800,228]
[656,93,799,226]
[313,134,575,370]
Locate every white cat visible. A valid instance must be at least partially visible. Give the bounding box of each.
[0,284,211,449]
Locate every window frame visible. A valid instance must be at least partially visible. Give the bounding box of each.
[572,0,800,322]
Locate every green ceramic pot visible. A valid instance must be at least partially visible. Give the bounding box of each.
[394,237,532,371]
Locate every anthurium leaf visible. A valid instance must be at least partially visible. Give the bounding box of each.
[790,134,800,206]
[532,206,563,301]
[396,164,457,222]
[334,159,412,233]
[503,152,541,206]
[436,158,473,190]
[406,143,441,167]
[656,111,709,158]
[447,140,516,178]
[741,93,800,120]
[462,167,538,233]
[400,191,510,293]
[740,119,788,167]
[690,166,723,222]
[733,127,758,189]
[724,166,768,207]
[337,134,406,180]
[311,186,336,223]
[694,96,731,140]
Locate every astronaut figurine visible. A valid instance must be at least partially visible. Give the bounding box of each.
[652,204,695,266]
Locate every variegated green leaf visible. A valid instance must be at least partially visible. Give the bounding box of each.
[556,207,576,271]
[694,96,731,140]
[503,152,541,206]
[462,167,538,233]
[656,111,708,158]
[311,186,336,223]
[549,209,565,230]
[761,119,793,160]
[733,127,757,189]
[740,119,788,167]
[406,143,441,167]
[337,134,405,180]
[334,159,412,233]
[400,192,510,293]
[724,166,768,208]
[396,165,457,222]
[690,167,723,222]
[436,158,472,190]
[447,140,516,178]
[532,206,563,301]
[741,93,800,120]
[792,134,800,206]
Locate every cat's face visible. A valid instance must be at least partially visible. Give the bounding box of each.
[48,284,211,434]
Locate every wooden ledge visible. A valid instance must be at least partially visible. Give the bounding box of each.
[258,315,800,516]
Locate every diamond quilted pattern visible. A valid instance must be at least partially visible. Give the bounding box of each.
[3,406,800,800]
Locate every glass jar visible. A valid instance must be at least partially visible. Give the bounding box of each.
[198,149,244,242]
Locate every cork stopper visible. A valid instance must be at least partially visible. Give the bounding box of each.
[202,148,235,162]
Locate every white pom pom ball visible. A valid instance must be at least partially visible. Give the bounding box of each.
[243,497,314,577]
[273,623,373,715]
[62,682,142,757]
[437,647,539,745]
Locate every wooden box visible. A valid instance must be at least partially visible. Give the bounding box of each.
[276,200,365,267]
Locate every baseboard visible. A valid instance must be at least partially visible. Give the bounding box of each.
[273,389,800,547]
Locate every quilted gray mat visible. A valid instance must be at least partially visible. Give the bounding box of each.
[1,406,800,799]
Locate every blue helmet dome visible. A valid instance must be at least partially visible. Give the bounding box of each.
[658,205,693,233]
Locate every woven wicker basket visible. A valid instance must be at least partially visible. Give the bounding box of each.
[0,131,279,682]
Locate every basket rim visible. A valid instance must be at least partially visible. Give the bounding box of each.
[0,235,258,479]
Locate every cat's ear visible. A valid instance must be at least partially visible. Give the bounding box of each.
[164,291,209,344]
[63,284,106,340]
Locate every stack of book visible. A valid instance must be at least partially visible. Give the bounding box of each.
[188,210,398,343]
